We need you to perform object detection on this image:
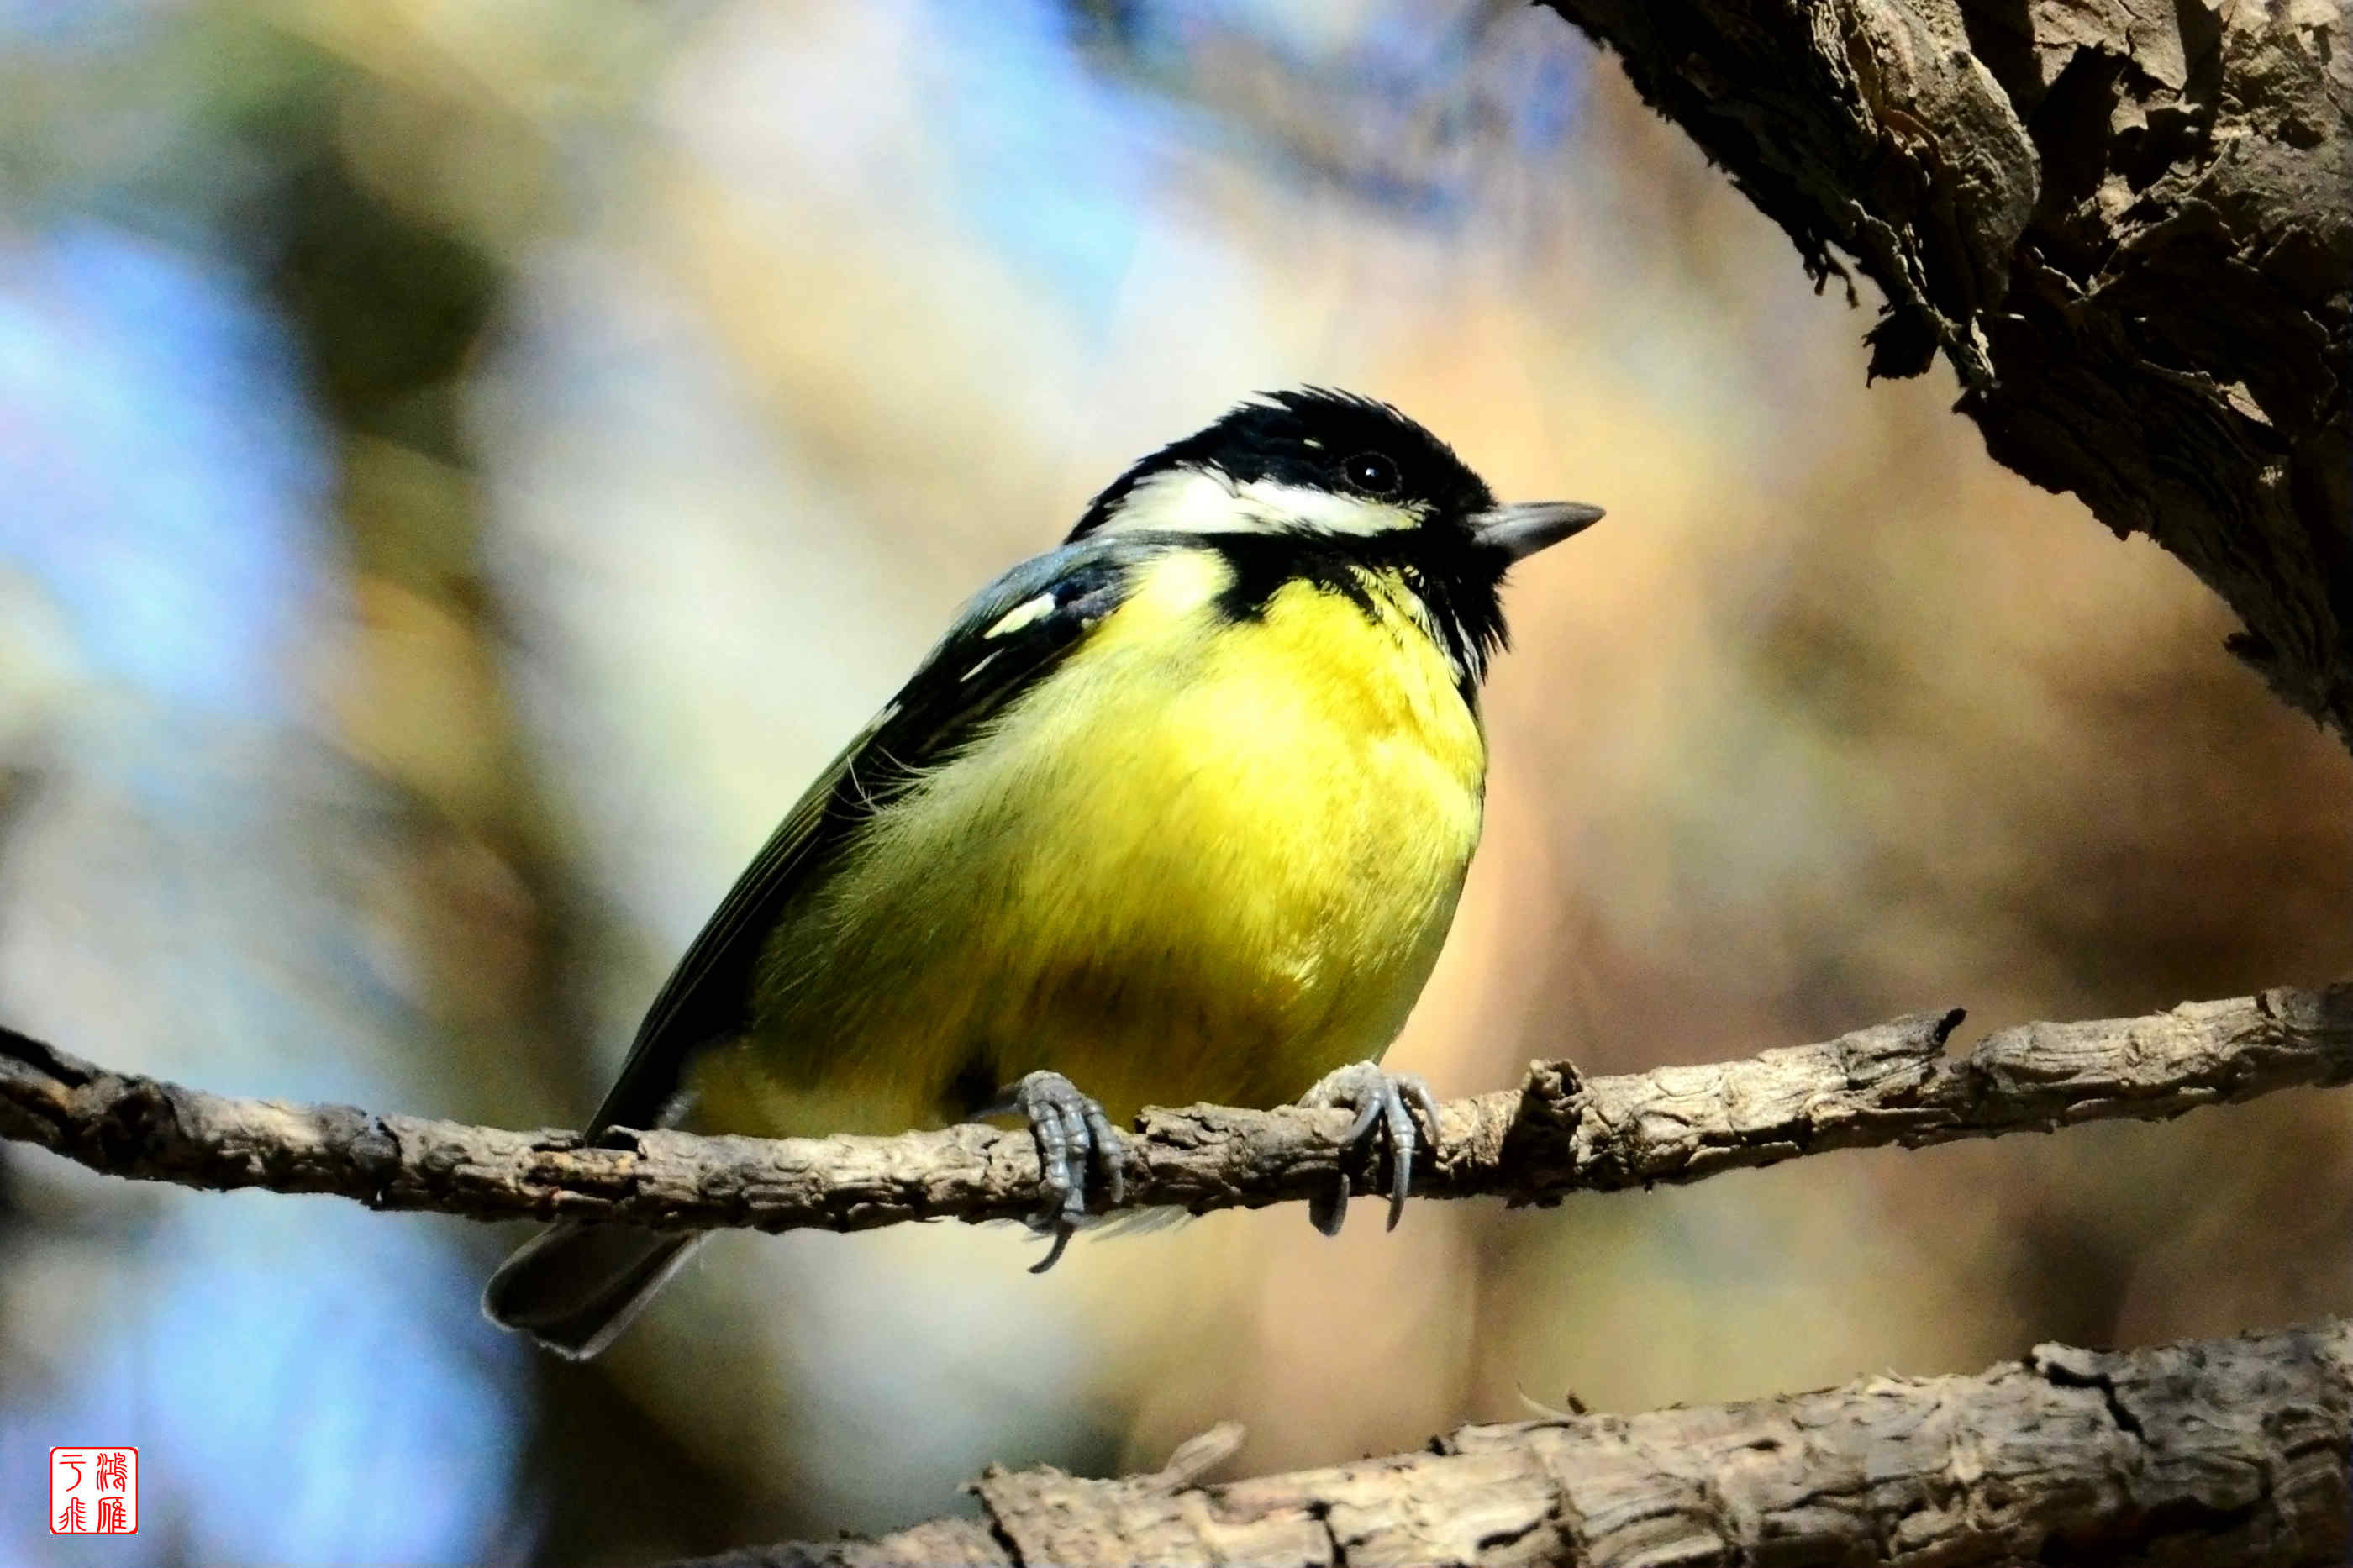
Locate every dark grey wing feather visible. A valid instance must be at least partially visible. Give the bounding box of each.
[585,534,1159,1134]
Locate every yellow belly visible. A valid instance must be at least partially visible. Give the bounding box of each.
[687,549,1487,1136]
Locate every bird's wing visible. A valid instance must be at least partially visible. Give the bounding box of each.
[585,534,1162,1134]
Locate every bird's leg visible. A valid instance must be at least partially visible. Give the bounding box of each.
[985,1071,1126,1273]
[1298,1060,1442,1236]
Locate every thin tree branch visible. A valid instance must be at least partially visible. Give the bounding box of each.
[664,1318,2353,1568]
[1,986,2346,1234]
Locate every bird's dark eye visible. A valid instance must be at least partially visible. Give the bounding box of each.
[1341,451,1400,495]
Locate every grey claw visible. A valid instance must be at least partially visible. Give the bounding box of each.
[1406,1076,1444,1128]
[1084,1098,1126,1208]
[1300,1061,1439,1236]
[1003,1071,1125,1268]
[1052,1100,1089,1223]
[1029,1220,1075,1276]
[1386,1075,1444,1231]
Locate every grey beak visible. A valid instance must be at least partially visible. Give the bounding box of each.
[1468,501,1606,563]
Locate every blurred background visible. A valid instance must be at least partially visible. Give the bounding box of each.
[1,1,2347,1562]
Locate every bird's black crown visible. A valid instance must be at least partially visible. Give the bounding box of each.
[1068,388,1497,540]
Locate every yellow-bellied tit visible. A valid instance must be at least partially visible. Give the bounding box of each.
[484,389,1603,1359]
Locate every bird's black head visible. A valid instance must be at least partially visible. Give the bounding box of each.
[1068,388,1498,544]
[1066,388,1603,687]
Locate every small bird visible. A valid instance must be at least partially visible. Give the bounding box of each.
[485,389,1602,1359]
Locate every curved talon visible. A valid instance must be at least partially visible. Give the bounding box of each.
[1300,1060,1439,1236]
[997,1070,1125,1270]
[1029,1221,1076,1276]
[1396,1076,1443,1229]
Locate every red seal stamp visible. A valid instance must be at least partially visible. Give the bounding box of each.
[50,1448,138,1535]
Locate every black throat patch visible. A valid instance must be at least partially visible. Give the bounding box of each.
[1203,529,1509,702]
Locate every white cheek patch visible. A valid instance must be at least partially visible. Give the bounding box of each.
[1092,466,1425,539]
[1090,467,1252,535]
[1232,478,1422,537]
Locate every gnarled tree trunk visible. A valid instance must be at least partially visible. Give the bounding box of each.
[1545,0,2350,738]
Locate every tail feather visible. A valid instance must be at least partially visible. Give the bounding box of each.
[482,1223,702,1360]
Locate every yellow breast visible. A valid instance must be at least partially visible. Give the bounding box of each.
[689,547,1487,1136]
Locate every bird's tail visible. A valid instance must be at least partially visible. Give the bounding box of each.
[482,1223,703,1360]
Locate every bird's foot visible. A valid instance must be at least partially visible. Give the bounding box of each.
[1299,1060,1441,1237]
[997,1071,1125,1273]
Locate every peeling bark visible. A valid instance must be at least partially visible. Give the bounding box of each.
[1544,0,2352,739]
[668,1320,2353,1567]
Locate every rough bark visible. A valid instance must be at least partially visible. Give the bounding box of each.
[667,1319,2352,1568]
[2,985,2346,1235]
[9,995,2351,1565]
[1542,0,2352,739]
